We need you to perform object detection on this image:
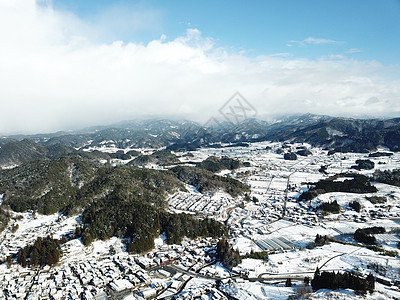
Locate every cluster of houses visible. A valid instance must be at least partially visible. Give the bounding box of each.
[0,236,223,299]
[167,192,237,218]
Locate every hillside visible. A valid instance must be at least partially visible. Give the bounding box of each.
[170,165,250,197]
[197,156,243,172]
[128,150,179,167]
[263,115,400,152]
[0,156,189,215]
[0,139,47,167]
[0,156,100,214]
[0,139,110,167]
[0,156,231,252]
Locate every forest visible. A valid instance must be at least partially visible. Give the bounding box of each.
[0,155,239,253]
[311,269,374,293]
[299,174,377,201]
[13,236,63,267]
[196,156,242,172]
[216,236,241,269]
[170,165,249,197]
[374,169,400,187]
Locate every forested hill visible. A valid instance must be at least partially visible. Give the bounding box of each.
[0,155,247,252]
[0,156,185,215]
[1,116,399,168]
[0,156,99,214]
[0,139,110,167]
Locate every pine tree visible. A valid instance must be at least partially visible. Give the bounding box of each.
[18,249,27,267]
[366,273,375,292]
[6,256,12,268]
[285,278,292,287]
[31,247,39,266]
[59,235,67,244]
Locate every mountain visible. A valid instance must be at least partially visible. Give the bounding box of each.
[0,115,399,168]
[0,139,48,167]
[263,115,400,152]
[0,139,110,167]
[46,119,204,149]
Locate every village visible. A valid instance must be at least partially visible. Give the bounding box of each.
[1,141,400,299]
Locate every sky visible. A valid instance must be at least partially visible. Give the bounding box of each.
[1,0,400,134]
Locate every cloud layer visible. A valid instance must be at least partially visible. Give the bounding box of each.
[0,0,399,134]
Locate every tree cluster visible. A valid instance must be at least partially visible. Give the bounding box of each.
[374,169,400,187]
[0,206,10,233]
[108,150,132,160]
[162,213,227,245]
[76,189,227,253]
[314,234,331,247]
[197,156,241,173]
[349,201,361,212]
[351,159,375,170]
[284,152,297,160]
[128,150,179,167]
[299,174,377,201]
[170,166,249,197]
[296,149,312,157]
[216,237,242,269]
[318,165,328,174]
[15,236,62,267]
[366,196,386,204]
[311,269,374,293]
[318,200,341,214]
[369,152,393,158]
[354,226,385,245]
[241,250,269,260]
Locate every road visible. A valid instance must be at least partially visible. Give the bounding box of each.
[282,157,313,218]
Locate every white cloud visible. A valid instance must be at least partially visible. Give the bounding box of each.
[0,0,399,134]
[289,37,345,46]
[346,48,362,54]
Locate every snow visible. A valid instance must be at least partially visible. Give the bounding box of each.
[233,238,261,255]
[200,262,230,278]
[14,213,59,233]
[0,164,18,170]
[185,184,200,194]
[2,140,400,299]
[154,233,167,247]
[91,237,126,255]
[222,281,295,299]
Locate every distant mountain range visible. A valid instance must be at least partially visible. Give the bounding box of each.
[0,114,399,167]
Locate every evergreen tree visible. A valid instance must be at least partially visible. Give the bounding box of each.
[6,255,12,268]
[285,278,292,287]
[216,237,241,268]
[366,273,375,292]
[18,248,27,267]
[59,235,67,244]
[31,247,39,266]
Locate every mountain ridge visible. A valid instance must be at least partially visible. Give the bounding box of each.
[1,114,399,167]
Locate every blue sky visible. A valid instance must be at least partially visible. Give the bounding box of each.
[52,0,400,64]
[0,0,399,133]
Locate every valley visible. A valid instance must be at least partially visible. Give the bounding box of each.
[1,128,400,299]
